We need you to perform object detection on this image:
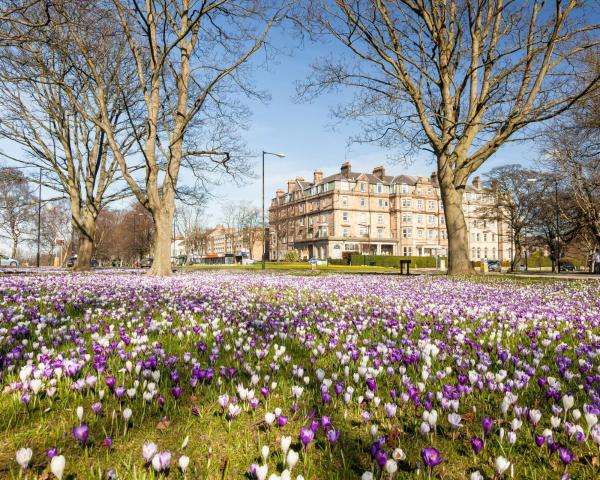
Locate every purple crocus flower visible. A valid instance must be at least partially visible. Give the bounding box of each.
[104,436,113,448]
[300,427,315,448]
[471,436,484,454]
[261,386,269,399]
[91,402,102,414]
[326,428,340,446]
[321,415,331,430]
[46,447,58,459]
[171,386,182,399]
[535,434,545,447]
[105,376,116,389]
[114,386,126,399]
[421,447,443,468]
[278,415,288,427]
[375,448,387,467]
[482,416,494,437]
[559,447,574,464]
[366,378,377,392]
[72,423,90,444]
[310,420,320,433]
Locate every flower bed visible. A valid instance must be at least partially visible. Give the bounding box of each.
[0,272,599,479]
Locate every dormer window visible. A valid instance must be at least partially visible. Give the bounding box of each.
[376,183,383,193]
[360,183,366,192]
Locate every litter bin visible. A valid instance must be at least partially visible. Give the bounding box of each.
[519,264,526,272]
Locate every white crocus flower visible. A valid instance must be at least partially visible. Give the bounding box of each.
[16,448,33,470]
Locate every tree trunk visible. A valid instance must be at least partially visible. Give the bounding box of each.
[149,208,173,276]
[11,237,18,258]
[74,214,96,272]
[511,237,522,272]
[439,178,475,275]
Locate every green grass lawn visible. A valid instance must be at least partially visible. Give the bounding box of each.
[183,262,409,274]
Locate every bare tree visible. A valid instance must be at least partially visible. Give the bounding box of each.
[0,166,35,257]
[48,0,286,275]
[238,203,261,258]
[176,203,206,259]
[543,55,600,248]
[0,0,50,46]
[298,1,600,274]
[38,200,71,263]
[530,173,580,272]
[479,165,545,271]
[0,1,137,271]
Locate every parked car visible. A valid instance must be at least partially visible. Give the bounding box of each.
[0,254,19,267]
[559,263,575,272]
[140,257,153,268]
[487,260,501,272]
[66,255,99,268]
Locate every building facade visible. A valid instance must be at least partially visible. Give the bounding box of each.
[268,162,512,261]
[203,224,263,261]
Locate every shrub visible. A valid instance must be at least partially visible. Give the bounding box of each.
[327,258,349,266]
[283,250,302,262]
[350,255,445,268]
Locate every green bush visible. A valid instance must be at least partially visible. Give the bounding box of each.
[283,250,302,262]
[350,254,445,268]
[327,258,349,266]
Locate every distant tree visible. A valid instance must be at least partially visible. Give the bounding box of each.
[479,165,545,271]
[0,167,35,257]
[176,204,207,259]
[530,174,580,272]
[298,1,600,274]
[238,204,262,259]
[39,200,71,263]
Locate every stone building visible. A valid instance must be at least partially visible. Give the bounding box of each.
[268,162,512,261]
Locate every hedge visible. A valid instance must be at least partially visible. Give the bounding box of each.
[350,254,445,268]
[327,258,349,266]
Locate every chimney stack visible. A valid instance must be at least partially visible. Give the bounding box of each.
[276,188,284,198]
[313,169,323,184]
[287,179,296,193]
[472,176,481,189]
[340,161,351,178]
[373,165,385,179]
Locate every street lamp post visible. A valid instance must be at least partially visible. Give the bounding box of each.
[554,178,560,274]
[262,151,286,271]
[36,167,42,267]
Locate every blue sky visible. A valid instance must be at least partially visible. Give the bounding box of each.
[197,28,537,225]
[0,26,539,234]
